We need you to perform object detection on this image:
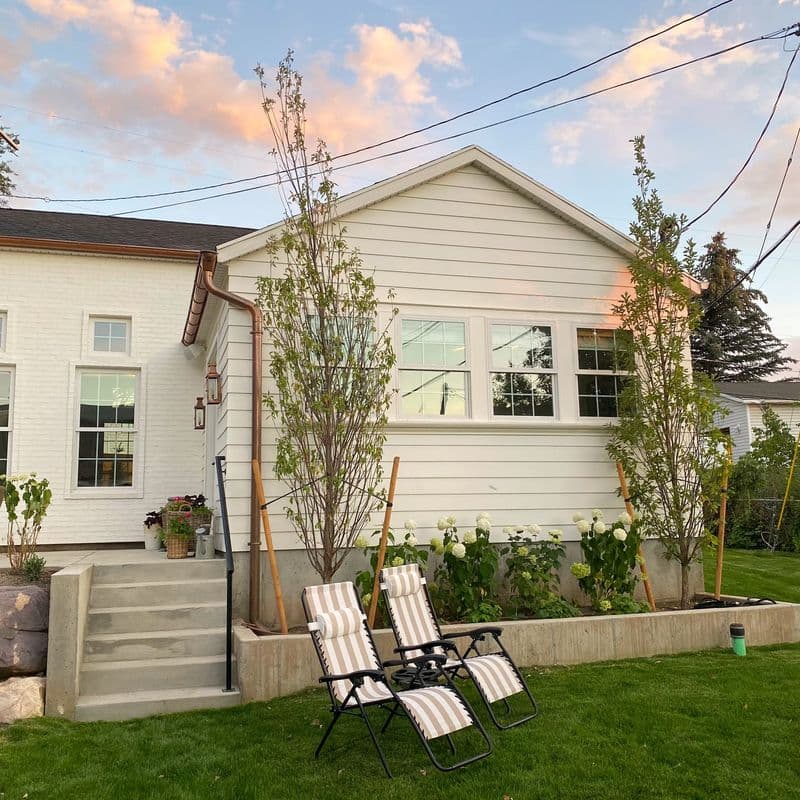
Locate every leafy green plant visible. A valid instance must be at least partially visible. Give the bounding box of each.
[429,514,501,623]
[354,521,427,624]
[22,553,47,583]
[0,472,52,572]
[165,512,194,540]
[501,526,579,619]
[570,510,647,614]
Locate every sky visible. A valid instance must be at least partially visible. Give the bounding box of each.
[1,0,799,361]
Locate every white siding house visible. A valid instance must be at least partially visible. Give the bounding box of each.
[715,381,800,461]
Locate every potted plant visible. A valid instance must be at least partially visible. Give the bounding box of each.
[163,510,194,559]
[143,509,163,551]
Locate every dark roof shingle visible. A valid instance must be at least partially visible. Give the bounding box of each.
[716,381,800,402]
[0,208,254,251]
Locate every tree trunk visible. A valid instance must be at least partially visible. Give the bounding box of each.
[680,562,691,609]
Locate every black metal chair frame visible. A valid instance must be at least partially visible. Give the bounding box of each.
[381,565,538,730]
[302,587,492,779]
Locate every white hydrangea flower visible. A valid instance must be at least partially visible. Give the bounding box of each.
[404,519,418,531]
[525,524,541,537]
[405,533,418,547]
[391,556,404,567]
[451,542,466,559]
[354,534,369,549]
[476,512,491,524]
[594,521,607,535]
[618,512,632,527]
[548,529,563,543]
[430,537,442,551]
[436,517,449,531]
[476,517,491,532]
[463,530,477,545]
[591,508,604,519]
[446,515,457,526]
[576,519,591,535]
[598,599,612,612]
[572,512,585,523]
[613,528,628,542]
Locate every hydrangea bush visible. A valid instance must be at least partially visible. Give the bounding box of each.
[570,510,649,614]
[0,472,52,573]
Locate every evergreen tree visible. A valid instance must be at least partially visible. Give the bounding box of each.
[0,117,17,206]
[691,232,794,381]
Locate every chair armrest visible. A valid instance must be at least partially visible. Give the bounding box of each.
[443,626,503,641]
[319,668,384,686]
[393,639,458,655]
[384,652,446,669]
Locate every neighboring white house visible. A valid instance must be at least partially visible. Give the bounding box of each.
[715,381,800,461]
[2,146,703,621]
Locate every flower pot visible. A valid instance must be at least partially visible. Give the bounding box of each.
[143,525,162,551]
[165,535,190,559]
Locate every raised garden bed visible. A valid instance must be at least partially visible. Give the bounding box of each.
[234,596,800,703]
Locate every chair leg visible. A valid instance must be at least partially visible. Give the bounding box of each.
[315,712,340,759]
[360,702,393,779]
[380,701,401,734]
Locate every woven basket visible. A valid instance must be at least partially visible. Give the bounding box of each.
[165,535,190,559]
[163,503,212,553]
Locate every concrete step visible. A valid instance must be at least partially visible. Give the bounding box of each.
[90,578,227,608]
[87,602,226,635]
[92,559,226,585]
[84,627,228,662]
[75,686,241,722]
[80,654,229,696]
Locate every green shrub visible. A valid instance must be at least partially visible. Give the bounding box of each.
[22,554,47,583]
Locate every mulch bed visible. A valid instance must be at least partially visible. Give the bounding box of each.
[0,568,56,588]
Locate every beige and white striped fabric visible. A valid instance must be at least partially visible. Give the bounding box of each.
[381,564,524,704]
[305,580,474,740]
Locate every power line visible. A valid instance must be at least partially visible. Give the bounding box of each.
[683,43,798,231]
[11,0,738,205]
[113,29,792,217]
[758,226,800,288]
[756,123,800,263]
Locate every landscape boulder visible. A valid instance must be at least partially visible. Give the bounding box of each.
[0,585,49,677]
[0,676,46,724]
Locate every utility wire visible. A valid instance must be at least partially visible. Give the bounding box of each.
[11,0,736,205]
[114,30,792,217]
[756,123,800,263]
[683,43,798,231]
[758,226,800,288]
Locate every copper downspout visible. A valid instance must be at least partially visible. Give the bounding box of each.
[197,250,263,623]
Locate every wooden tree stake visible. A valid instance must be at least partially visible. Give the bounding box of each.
[368,456,400,628]
[252,460,288,634]
[616,462,657,612]
[714,439,733,599]
[776,428,800,532]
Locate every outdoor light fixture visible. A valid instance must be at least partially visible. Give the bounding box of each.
[194,396,206,430]
[205,362,221,405]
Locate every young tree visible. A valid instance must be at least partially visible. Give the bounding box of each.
[690,233,795,381]
[608,136,727,609]
[0,118,17,206]
[255,54,396,583]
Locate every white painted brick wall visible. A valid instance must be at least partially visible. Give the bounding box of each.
[0,247,204,545]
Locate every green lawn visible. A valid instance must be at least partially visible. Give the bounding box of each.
[704,547,800,603]
[3,644,800,799]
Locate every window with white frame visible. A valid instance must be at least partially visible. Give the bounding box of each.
[0,369,12,477]
[490,323,555,417]
[576,328,630,417]
[0,312,6,351]
[399,319,469,417]
[91,317,130,354]
[76,370,137,487]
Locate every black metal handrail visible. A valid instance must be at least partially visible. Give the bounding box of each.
[215,455,235,693]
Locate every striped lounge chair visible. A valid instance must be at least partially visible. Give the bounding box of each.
[302,581,492,778]
[380,563,538,729]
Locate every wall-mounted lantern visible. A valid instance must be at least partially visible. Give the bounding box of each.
[194,396,206,430]
[205,362,221,405]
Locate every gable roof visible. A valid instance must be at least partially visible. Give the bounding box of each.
[716,381,800,403]
[0,208,254,258]
[216,145,640,263]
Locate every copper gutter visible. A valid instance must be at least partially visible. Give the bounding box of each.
[185,250,263,623]
[0,235,198,261]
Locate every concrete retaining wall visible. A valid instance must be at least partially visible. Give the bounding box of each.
[234,600,800,704]
[45,563,93,718]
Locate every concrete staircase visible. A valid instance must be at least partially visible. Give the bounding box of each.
[75,558,241,721]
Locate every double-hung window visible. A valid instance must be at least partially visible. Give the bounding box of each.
[76,370,137,488]
[576,328,630,417]
[0,369,12,477]
[490,323,555,417]
[399,319,469,417]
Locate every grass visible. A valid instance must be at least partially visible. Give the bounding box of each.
[3,644,800,799]
[703,547,800,603]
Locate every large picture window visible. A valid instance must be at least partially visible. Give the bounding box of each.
[399,319,469,417]
[0,369,12,477]
[76,370,137,487]
[576,328,630,417]
[490,323,555,417]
